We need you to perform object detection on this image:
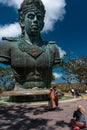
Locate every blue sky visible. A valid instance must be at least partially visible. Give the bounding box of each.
[43,0,87,56]
[0,0,87,83]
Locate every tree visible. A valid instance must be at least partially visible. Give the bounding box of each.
[59,54,76,88]
[59,54,87,91]
[0,67,15,90]
[72,57,87,90]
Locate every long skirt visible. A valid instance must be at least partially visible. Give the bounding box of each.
[48,97,58,109]
[70,119,86,129]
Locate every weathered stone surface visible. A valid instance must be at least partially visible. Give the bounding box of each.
[0,0,60,90]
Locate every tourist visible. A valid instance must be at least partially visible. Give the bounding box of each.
[70,105,86,130]
[48,86,59,110]
[71,88,75,97]
[74,89,80,97]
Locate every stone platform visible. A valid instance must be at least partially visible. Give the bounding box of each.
[2,89,49,102]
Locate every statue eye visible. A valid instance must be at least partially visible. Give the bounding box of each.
[27,13,35,19]
[37,14,42,20]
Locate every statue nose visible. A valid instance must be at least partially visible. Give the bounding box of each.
[33,16,38,22]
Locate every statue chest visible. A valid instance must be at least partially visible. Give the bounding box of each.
[11,44,53,68]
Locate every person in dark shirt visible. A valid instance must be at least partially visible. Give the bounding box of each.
[75,89,80,97]
[70,105,86,130]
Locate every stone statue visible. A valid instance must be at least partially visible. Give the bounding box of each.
[0,0,60,90]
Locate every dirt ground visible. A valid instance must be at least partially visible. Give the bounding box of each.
[0,99,87,130]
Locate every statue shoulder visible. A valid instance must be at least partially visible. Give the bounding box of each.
[1,37,20,47]
[0,37,19,48]
[48,41,58,49]
[48,41,56,44]
[2,37,18,42]
[48,40,59,53]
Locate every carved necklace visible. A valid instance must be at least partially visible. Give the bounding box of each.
[18,36,47,58]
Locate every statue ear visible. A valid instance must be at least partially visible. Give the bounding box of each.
[20,20,25,28]
[18,9,24,27]
[41,21,44,31]
[19,19,25,35]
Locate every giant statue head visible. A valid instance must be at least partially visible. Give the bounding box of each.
[18,0,46,35]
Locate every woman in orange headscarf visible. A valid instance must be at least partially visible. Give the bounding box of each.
[48,86,59,110]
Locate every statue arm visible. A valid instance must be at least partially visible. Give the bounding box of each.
[49,41,61,67]
[53,44,61,65]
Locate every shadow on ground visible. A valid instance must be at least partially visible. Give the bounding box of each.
[0,104,70,130]
[1,99,86,130]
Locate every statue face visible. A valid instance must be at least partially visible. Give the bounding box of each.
[24,10,44,35]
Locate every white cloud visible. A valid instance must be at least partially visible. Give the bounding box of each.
[58,46,66,58]
[0,0,66,32]
[53,72,62,79]
[0,0,23,8]
[52,72,63,84]
[0,23,21,40]
[42,0,66,32]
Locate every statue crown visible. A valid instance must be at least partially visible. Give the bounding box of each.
[19,0,45,16]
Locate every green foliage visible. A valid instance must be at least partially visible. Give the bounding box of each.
[0,67,15,90]
[52,73,56,81]
[53,83,87,93]
[59,53,87,90]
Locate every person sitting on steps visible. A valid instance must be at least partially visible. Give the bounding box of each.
[70,105,86,130]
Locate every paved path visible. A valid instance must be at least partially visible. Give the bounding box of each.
[0,98,87,130]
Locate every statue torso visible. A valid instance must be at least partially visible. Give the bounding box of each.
[0,36,60,89]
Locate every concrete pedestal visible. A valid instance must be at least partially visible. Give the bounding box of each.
[2,89,49,102]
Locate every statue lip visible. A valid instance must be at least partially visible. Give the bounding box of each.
[31,24,38,28]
